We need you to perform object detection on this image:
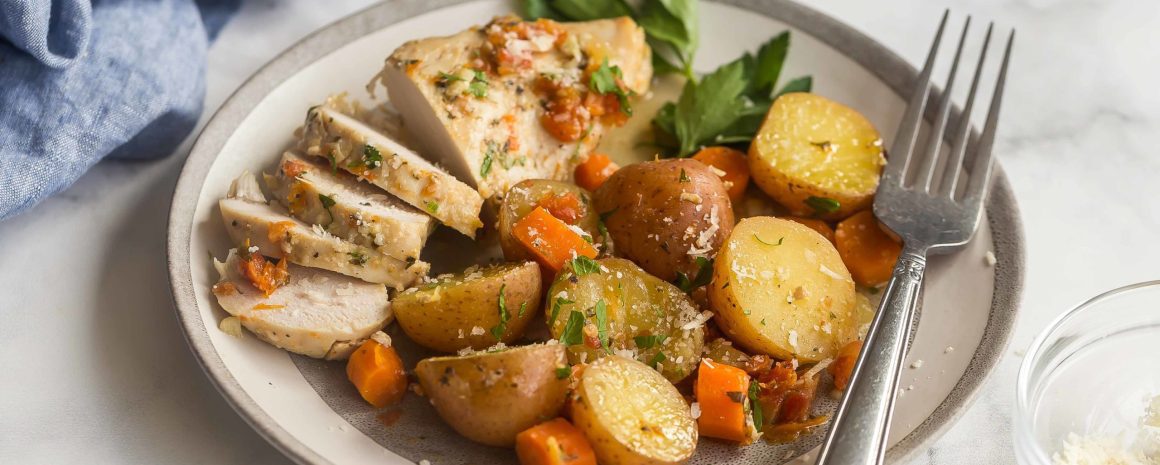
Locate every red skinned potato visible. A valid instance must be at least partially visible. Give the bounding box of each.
[593,159,735,282]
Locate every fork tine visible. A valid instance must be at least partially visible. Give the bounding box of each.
[963,30,1014,210]
[941,23,994,198]
[882,10,949,188]
[914,17,972,192]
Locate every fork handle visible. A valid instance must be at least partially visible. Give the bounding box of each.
[815,248,928,465]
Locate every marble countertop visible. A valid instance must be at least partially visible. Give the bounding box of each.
[2,0,1158,463]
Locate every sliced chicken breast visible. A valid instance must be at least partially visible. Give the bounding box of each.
[298,104,484,238]
[220,173,429,288]
[265,151,434,261]
[374,16,651,202]
[212,249,391,360]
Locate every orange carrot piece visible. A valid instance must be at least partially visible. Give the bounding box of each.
[513,207,598,274]
[238,249,289,297]
[692,146,750,202]
[783,217,836,244]
[574,153,619,192]
[829,340,863,392]
[835,210,902,286]
[516,418,597,465]
[695,359,753,443]
[346,339,408,408]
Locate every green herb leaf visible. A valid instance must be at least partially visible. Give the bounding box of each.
[560,310,586,345]
[589,59,633,116]
[555,365,573,380]
[752,32,789,96]
[675,257,714,292]
[748,379,764,428]
[518,301,528,318]
[552,0,634,21]
[754,234,783,246]
[362,145,383,169]
[480,150,493,178]
[347,251,368,266]
[318,194,337,223]
[638,0,698,77]
[569,256,601,276]
[671,57,750,157]
[424,200,439,215]
[633,334,668,349]
[491,284,510,340]
[774,76,813,98]
[648,351,667,369]
[594,300,611,354]
[805,196,841,214]
[437,71,464,83]
[326,153,338,174]
[468,70,489,98]
[519,0,564,20]
[549,296,575,326]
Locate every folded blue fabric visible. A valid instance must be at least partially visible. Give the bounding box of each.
[0,0,239,220]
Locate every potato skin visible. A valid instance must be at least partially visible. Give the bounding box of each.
[709,217,857,362]
[571,356,697,465]
[499,179,601,261]
[415,344,570,447]
[547,258,704,382]
[749,93,885,220]
[594,159,734,282]
[393,261,541,353]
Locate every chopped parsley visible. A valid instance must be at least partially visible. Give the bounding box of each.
[588,58,633,116]
[480,151,493,177]
[555,365,572,380]
[490,284,510,340]
[559,310,586,345]
[754,234,783,246]
[805,196,841,214]
[549,296,574,326]
[347,251,369,266]
[468,70,489,98]
[748,380,764,428]
[633,334,668,349]
[675,257,713,292]
[810,140,833,151]
[569,256,601,277]
[424,200,439,215]
[318,194,337,223]
[594,300,611,354]
[648,351,667,369]
[349,145,383,171]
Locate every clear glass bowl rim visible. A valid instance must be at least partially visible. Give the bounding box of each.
[1014,279,1160,464]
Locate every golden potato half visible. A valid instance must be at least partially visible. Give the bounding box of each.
[572,356,697,465]
[709,217,858,362]
[749,93,885,220]
[414,344,570,447]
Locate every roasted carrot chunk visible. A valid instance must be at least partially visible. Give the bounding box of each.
[573,153,619,192]
[829,340,863,392]
[692,146,750,202]
[695,359,755,443]
[783,216,836,244]
[515,418,597,465]
[513,207,598,274]
[835,210,902,286]
[537,192,584,225]
[238,248,289,297]
[346,338,407,408]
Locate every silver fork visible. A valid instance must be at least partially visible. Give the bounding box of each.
[814,11,1013,465]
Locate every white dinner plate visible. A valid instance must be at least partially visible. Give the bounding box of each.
[167,1,1025,463]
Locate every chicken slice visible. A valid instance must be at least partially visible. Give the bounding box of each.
[220,172,429,288]
[298,104,484,238]
[212,249,391,360]
[374,16,651,202]
[264,151,434,261]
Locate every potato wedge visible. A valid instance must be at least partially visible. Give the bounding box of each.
[393,261,541,353]
[547,257,704,382]
[415,344,570,447]
[749,93,885,220]
[709,217,857,362]
[498,179,601,262]
[594,159,734,282]
[571,356,697,465]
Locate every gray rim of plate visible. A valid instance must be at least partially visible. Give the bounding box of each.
[166,1,1027,464]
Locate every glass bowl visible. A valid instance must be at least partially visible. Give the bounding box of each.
[1016,281,1160,464]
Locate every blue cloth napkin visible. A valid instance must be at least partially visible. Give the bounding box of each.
[0,0,239,220]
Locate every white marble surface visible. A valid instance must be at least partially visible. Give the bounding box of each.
[2,0,1158,463]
